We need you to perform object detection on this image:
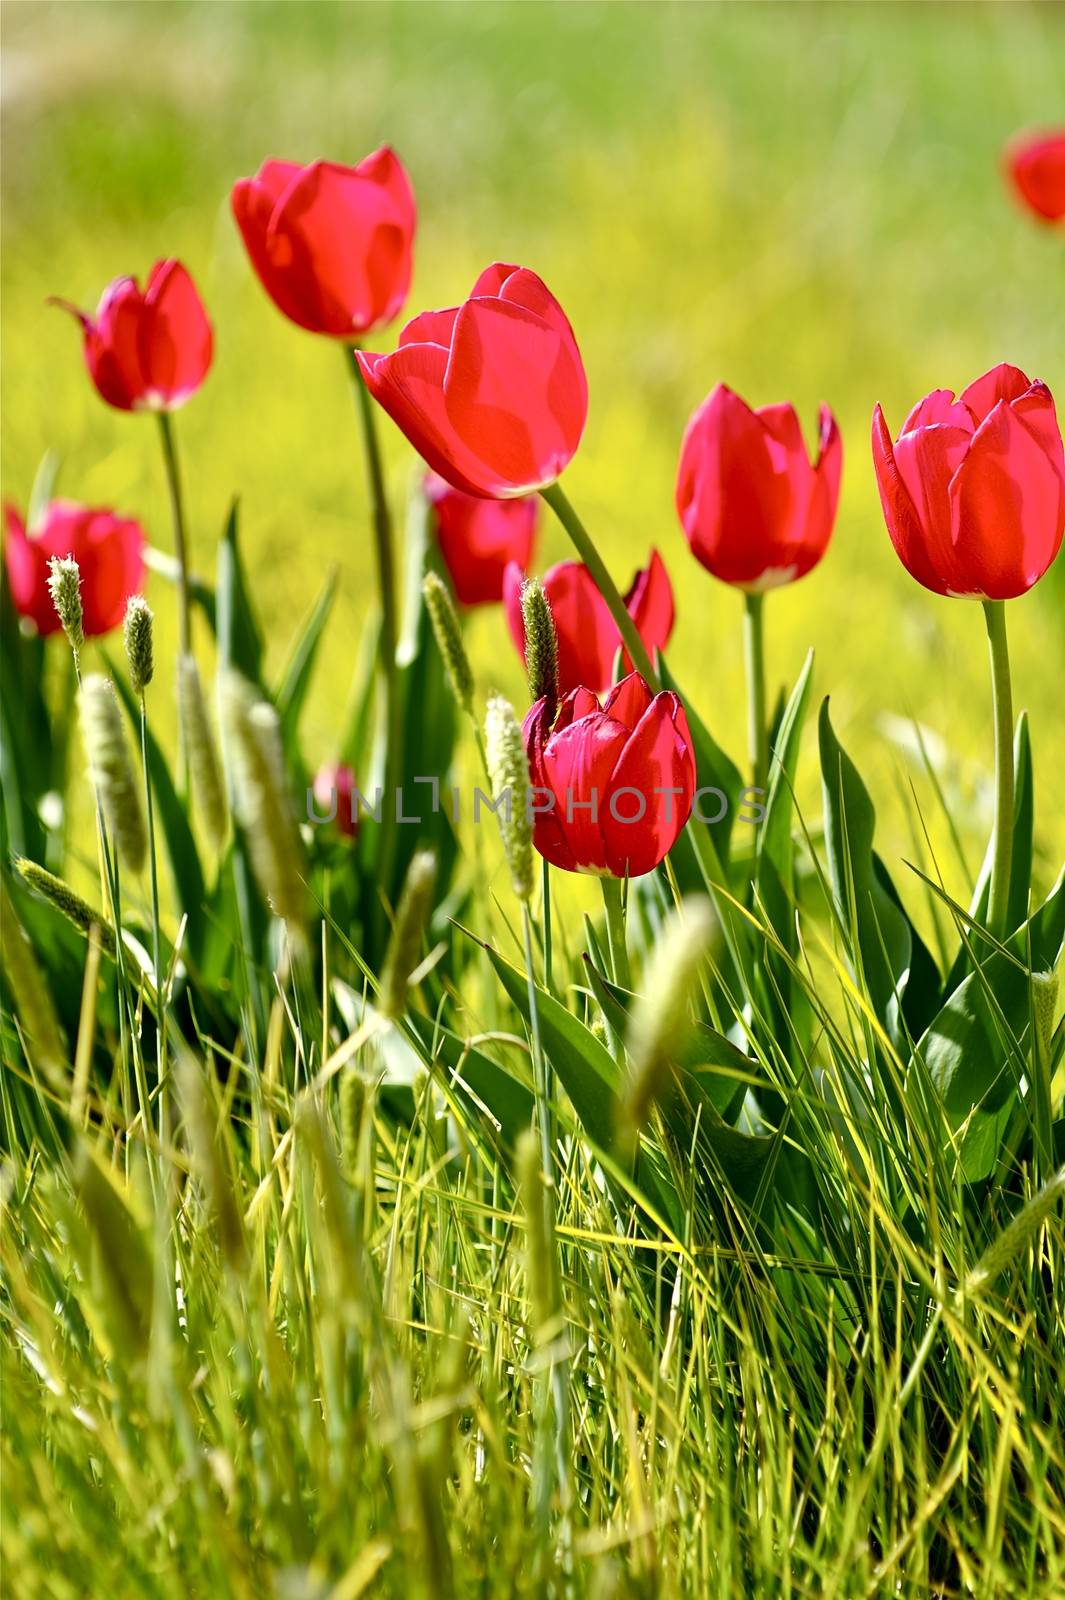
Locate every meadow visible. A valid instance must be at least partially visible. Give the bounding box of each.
[2,3,1065,1596]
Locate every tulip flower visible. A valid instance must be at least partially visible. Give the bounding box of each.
[357,262,588,499]
[312,763,358,838]
[871,364,1065,602]
[231,148,416,337]
[503,550,674,696]
[676,383,842,791]
[676,385,842,593]
[51,260,213,413]
[425,472,538,606]
[522,672,695,881]
[4,501,145,640]
[1004,129,1065,225]
[872,363,1065,939]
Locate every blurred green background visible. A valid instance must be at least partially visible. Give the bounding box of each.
[3,0,1064,921]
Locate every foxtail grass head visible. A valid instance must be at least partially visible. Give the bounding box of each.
[80,673,147,875]
[422,570,474,716]
[520,576,559,716]
[380,849,438,1019]
[177,653,228,850]
[485,695,534,901]
[220,670,305,934]
[617,895,717,1146]
[47,555,84,658]
[123,595,154,695]
[16,858,116,956]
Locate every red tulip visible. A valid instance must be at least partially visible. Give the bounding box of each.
[522,672,695,878]
[52,260,212,412]
[676,385,842,591]
[872,364,1065,600]
[425,472,538,606]
[4,501,145,638]
[357,263,588,498]
[1004,129,1065,224]
[312,762,358,838]
[504,550,674,696]
[231,149,416,338]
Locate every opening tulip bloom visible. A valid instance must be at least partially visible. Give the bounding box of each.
[1004,129,1065,224]
[872,364,1065,600]
[676,385,842,591]
[425,472,538,606]
[504,550,674,697]
[52,261,213,412]
[357,263,588,498]
[4,501,145,638]
[231,149,416,337]
[522,672,695,879]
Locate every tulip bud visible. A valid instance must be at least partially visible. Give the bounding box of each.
[485,695,534,902]
[379,849,438,1019]
[177,654,228,850]
[520,577,559,715]
[46,555,84,656]
[80,674,146,875]
[618,896,716,1142]
[123,595,154,695]
[422,571,473,716]
[220,672,305,933]
[15,858,116,957]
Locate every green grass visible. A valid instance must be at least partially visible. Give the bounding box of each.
[3,5,1065,1597]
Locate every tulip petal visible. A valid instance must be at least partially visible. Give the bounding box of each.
[232,175,318,331]
[541,712,630,873]
[85,278,146,411]
[871,404,952,596]
[900,389,975,435]
[266,159,414,336]
[601,693,695,878]
[949,399,1065,598]
[676,385,793,586]
[400,307,458,348]
[624,548,675,667]
[443,296,587,493]
[3,503,56,635]
[891,421,972,592]
[356,344,497,499]
[602,671,654,733]
[140,260,213,408]
[540,561,619,696]
[959,363,1033,425]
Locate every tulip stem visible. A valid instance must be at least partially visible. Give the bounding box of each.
[541,481,658,688]
[601,875,631,993]
[743,591,768,794]
[156,412,191,658]
[345,346,401,921]
[983,599,1014,938]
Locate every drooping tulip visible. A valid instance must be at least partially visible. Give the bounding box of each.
[504,550,674,696]
[51,260,213,412]
[871,364,1065,600]
[676,385,842,590]
[522,672,695,878]
[4,501,145,638]
[357,263,588,498]
[231,149,416,337]
[1004,129,1065,224]
[425,472,538,606]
